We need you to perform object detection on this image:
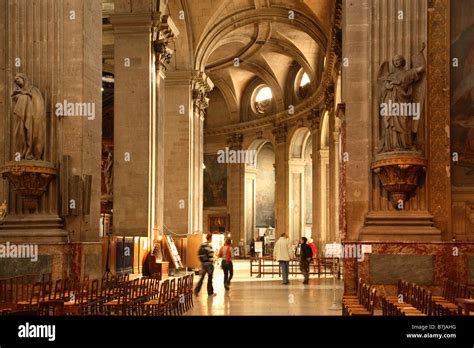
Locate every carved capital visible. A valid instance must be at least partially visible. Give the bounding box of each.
[324,83,335,111]
[308,108,322,131]
[193,72,213,113]
[153,15,178,72]
[227,133,243,150]
[272,123,288,144]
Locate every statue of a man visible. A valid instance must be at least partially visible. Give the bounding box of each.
[11,73,46,160]
[378,44,426,153]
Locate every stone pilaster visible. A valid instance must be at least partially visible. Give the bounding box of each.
[163,71,212,236]
[111,4,174,240]
[307,109,322,252]
[272,123,289,239]
[227,133,245,251]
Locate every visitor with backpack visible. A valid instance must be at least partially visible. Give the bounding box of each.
[218,238,234,290]
[194,233,216,296]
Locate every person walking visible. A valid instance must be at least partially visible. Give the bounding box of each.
[250,238,256,257]
[218,238,234,290]
[273,233,291,284]
[300,237,313,285]
[308,238,317,257]
[194,233,216,296]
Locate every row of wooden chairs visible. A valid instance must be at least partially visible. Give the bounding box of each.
[431,279,472,315]
[382,280,431,316]
[0,272,194,316]
[142,274,194,316]
[342,279,377,316]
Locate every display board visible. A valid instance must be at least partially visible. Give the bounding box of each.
[164,235,183,269]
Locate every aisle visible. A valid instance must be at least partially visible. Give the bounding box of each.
[185,260,343,316]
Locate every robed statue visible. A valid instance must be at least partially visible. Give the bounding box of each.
[377,44,426,153]
[11,73,46,160]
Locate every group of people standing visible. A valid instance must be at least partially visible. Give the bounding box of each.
[194,233,234,296]
[194,232,317,297]
[274,233,315,284]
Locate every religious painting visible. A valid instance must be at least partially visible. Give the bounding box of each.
[451,0,474,186]
[255,144,275,227]
[208,214,229,233]
[203,154,227,207]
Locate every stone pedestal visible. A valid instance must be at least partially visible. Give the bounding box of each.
[1,161,56,213]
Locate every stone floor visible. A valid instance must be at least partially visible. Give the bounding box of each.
[186,259,344,315]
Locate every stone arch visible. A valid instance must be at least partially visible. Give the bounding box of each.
[288,127,312,245]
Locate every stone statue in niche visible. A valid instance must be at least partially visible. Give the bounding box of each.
[11,73,46,160]
[377,43,426,153]
[105,151,113,196]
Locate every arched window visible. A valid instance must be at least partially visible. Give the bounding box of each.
[300,72,310,87]
[297,70,311,99]
[254,86,272,114]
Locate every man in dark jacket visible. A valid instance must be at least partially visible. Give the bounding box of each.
[299,237,313,284]
[194,233,216,296]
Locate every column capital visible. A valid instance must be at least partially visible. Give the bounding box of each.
[272,123,288,144]
[192,72,214,113]
[324,83,335,112]
[227,133,243,150]
[153,15,179,73]
[308,108,322,131]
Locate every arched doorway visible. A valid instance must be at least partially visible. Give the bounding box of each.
[289,128,312,246]
[244,139,275,254]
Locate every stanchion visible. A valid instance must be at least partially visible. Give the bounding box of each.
[328,254,342,311]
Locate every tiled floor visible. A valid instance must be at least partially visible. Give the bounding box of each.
[186,260,344,315]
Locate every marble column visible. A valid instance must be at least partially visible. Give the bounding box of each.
[272,124,289,240]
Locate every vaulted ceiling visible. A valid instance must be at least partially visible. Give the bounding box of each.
[102,0,335,126]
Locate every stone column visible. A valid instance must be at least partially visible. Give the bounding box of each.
[342,0,371,241]
[152,15,177,245]
[163,71,212,235]
[0,0,102,278]
[308,109,322,252]
[227,133,245,252]
[289,159,305,245]
[326,85,338,244]
[272,124,289,239]
[193,76,212,235]
[111,3,175,238]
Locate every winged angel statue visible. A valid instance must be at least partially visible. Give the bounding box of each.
[377,43,426,153]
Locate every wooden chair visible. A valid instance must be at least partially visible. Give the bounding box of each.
[144,279,169,316]
[347,287,377,316]
[17,282,42,313]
